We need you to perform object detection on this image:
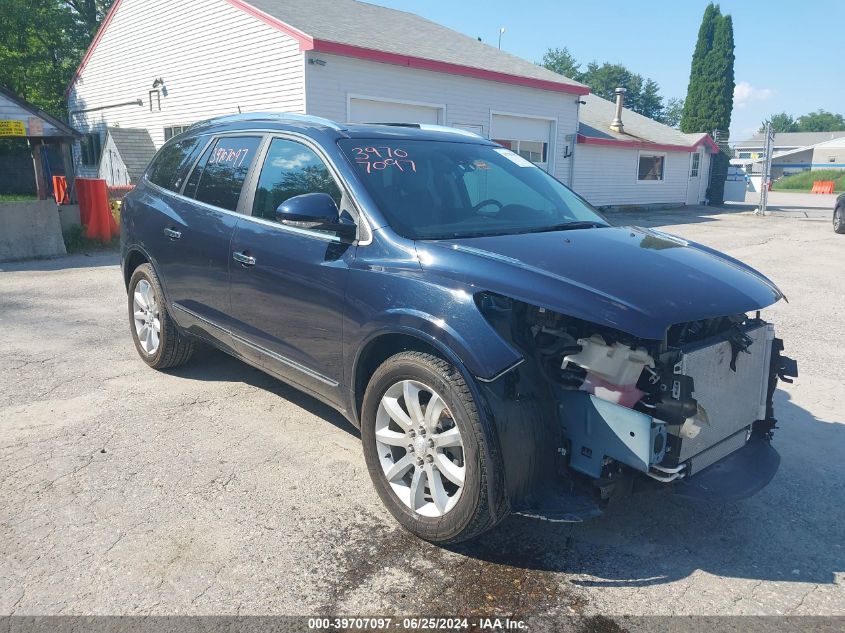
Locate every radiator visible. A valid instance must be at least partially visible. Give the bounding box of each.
[670,322,774,462]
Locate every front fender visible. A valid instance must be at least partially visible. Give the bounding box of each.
[344,278,523,381]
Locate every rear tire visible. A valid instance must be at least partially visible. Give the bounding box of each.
[361,351,507,544]
[834,206,845,234]
[128,263,194,369]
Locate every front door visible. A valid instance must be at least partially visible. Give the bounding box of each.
[228,136,357,407]
[686,151,702,205]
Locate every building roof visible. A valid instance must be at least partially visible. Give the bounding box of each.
[577,93,716,152]
[243,0,587,93]
[104,127,156,182]
[0,85,79,138]
[735,131,845,149]
[69,0,588,96]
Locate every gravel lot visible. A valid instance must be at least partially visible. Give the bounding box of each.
[1,200,843,619]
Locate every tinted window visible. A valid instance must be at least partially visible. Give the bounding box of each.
[252,139,341,221]
[147,136,204,192]
[339,139,605,240]
[188,136,262,211]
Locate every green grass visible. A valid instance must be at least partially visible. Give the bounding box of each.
[0,193,37,201]
[772,169,845,192]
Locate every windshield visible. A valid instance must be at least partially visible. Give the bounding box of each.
[338,139,607,239]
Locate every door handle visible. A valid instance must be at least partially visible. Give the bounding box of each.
[163,227,181,240]
[232,251,256,266]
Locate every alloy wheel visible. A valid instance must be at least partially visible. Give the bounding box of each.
[133,279,161,355]
[374,379,466,517]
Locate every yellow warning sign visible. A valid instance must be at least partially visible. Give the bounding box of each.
[0,120,26,136]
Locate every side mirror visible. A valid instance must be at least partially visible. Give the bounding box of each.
[275,193,356,239]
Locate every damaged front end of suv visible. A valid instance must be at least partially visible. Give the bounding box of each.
[476,295,797,520]
[419,227,799,522]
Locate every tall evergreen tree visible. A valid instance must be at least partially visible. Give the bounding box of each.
[681,4,735,205]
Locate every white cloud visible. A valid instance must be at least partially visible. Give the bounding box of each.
[271,153,311,169]
[734,81,775,109]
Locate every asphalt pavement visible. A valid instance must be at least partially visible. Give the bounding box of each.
[1,202,843,620]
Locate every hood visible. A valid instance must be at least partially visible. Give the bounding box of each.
[416,226,784,341]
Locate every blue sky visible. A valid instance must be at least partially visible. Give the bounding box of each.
[367,0,845,141]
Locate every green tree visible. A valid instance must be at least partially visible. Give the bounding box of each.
[660,97,685,128]
[541,47,580,80]
[759,112,797,133]
[580,62,664,120]
[65,0,115,38]
[542,48,666,120]
[0,0,114,117]
[680,3,735,205]
[795,109,845,132]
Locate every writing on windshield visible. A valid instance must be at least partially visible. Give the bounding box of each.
[350,146,417,174]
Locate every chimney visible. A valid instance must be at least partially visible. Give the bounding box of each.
[610,87,626,133]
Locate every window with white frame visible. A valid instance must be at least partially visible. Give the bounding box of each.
[638,153,665,181]
[492,139,548,166]
[690,152,701,177]
[164,125,190,141]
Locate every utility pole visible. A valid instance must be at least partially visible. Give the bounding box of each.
[756,122,774,216]
[498,27,505,49]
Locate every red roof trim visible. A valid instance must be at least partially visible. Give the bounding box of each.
[223,0,314,49]
[311,40,590,95]
[65,0,124,97]
[577,133,719,153]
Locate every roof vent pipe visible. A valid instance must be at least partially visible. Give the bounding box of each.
[610,87,626,133]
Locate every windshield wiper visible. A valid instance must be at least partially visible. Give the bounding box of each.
[522,221,607,233]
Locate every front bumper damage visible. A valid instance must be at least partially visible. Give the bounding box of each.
[475,296,798,522]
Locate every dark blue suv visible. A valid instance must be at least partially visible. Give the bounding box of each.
[121,113,796,543]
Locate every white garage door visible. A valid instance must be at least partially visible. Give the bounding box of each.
[349,98,442,124]
[491,114,552,171]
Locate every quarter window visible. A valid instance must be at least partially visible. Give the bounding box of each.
[186,136,262,211]
[252,138,341,221]
[147,136,204,192]
[638,154,665,181]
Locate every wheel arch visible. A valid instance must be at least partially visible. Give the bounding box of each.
[352,326,510,520]
[123,248,150,289]
[352,328,464,427]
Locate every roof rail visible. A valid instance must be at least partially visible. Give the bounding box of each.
[369,123,483,139]
[192,112,344,131]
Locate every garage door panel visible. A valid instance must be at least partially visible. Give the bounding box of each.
[491,114,551,142]
[349,98,441,124]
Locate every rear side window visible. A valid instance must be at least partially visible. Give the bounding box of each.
[147,136,204,192]
[186,136,262,211]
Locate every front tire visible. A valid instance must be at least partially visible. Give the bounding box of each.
[361,351,507,544]
[834,206,845,234]
[128,263,194,369]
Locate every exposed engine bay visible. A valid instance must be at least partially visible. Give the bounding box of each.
[475,292,798,516]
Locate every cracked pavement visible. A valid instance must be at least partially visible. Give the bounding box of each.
[1,204,843,617]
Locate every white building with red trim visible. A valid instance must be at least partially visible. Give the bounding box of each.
[66,0,715,208]
[575,93,718,207]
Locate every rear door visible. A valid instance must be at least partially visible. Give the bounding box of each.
[152,133,264,340]
[227,136,359,406]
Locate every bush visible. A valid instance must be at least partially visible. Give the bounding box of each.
[772,169,845,192]
[63,224,119,254]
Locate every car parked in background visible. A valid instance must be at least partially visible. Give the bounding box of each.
[120,113,797,544]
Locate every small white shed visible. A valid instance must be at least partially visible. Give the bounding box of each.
[97,127,156,187]
[574,93,718,208]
